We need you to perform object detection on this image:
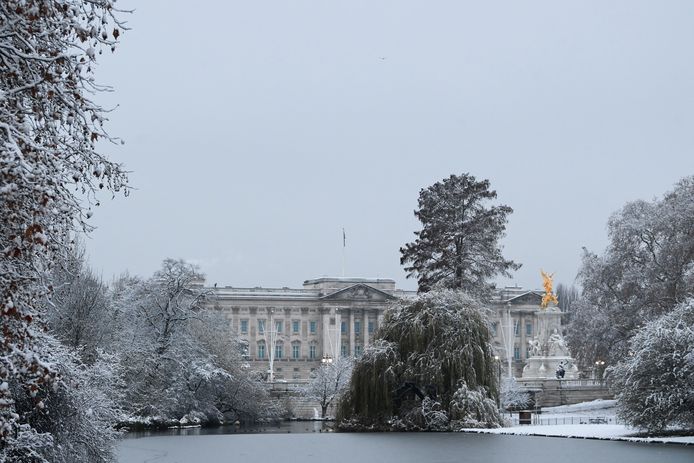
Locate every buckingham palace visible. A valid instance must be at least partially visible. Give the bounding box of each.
[208,277,552,381]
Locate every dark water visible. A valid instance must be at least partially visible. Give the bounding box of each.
[124,420,332,438]
[118,425,694,463]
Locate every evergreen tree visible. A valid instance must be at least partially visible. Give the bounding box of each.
[400,174,520,297]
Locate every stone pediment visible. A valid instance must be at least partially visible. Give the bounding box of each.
[321,284,394,302]
[506,291,543,306]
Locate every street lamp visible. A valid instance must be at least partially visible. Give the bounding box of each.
[494,355,501,408]
[321,354,333,365]
[594,360,605,382]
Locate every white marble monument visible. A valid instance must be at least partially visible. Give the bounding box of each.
[521,272,579,380]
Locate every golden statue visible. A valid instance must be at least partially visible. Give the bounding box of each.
[540,270,558,309]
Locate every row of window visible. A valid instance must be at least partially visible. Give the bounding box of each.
[239,319,376,335]
[491,322,534,336]
[240,319,320,335]
[256,341,318,360]
[340,320,375,334]
[255,341,365,359]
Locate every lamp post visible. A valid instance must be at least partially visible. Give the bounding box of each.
[594,360,605,383]
[494,355,501,408]
[321,354,333,365]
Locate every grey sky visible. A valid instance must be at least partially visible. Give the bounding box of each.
[88,0,694,291]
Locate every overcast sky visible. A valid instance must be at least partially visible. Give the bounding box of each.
[87,0,694,291]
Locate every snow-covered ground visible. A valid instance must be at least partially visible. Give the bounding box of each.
[501,399,618,426]
[462,424,694,444]
[464,400,694,445]
[543,399,617,414]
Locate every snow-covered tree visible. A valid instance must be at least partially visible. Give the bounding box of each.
[116,259,208,419]
[400,174,520,297]
[302,357,353,418]
[115,259,276,425]
[338,291,501,430]
[567,176,694,367]
[611,298,694,432]
[556,283,580,326]
[0,0,128,456]
[46,241,115,362]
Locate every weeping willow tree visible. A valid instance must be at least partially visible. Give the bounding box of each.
[337,291,501,431]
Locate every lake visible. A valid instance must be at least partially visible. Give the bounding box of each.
[118,423,694,463]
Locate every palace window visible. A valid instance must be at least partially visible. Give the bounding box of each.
[526,323,532,336]
[341,343,348,357]
[341,321,346,333]
[368,321,374,333]
[275,342,284,359]
[309,343,317,360]
[240,319,248,334]
[310,321,317,334]
[354,320,361,334]
[275,320,283,333]
[514,321,520,336]
[292,320,300,334]
[354,344,363,357]
[291,342,300,359]
[258,319,265,334]
[514,346,520,360]
[257,341,266,359]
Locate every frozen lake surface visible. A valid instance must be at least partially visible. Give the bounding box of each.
[118,425,694,463]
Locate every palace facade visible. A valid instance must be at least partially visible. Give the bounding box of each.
[209,277,552,380]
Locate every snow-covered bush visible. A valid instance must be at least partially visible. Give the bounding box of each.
[449,382,501,429]
[611,298,694,432]
[500,377,531,411]
[338,291,501,430]
[9,337,123,463]
[421,397,449,431]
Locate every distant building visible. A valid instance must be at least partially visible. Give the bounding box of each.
[209,277,552,380]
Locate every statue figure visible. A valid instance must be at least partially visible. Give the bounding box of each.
[555,362,566,379]
[527,338,541,357]
[540,270,559,309]
[547,329,567,356]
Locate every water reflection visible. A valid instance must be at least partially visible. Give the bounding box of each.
[126,420,332,438]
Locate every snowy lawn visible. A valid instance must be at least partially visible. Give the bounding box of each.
[542,399,617,414]
[464,400,694,444]
[461,424,694,444]
[531,399,618,423]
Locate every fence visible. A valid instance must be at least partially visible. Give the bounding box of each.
[502,413,622,426]
[517,379,611,389]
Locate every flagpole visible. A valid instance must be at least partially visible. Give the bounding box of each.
[342,228,346,277]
